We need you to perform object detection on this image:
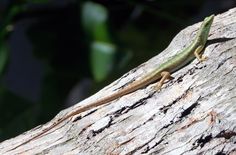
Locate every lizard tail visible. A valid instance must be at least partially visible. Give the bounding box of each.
[10,115,70,150]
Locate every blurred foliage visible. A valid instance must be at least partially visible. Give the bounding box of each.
[0,0,229,141]
[0,43,8,76]
[0,3,24,77]
[0,84,35,141]
[82,2,116,81]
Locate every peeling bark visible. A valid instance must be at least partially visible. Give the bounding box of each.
[1,8,236,155]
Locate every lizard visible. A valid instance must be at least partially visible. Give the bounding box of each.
[14,14,214,149]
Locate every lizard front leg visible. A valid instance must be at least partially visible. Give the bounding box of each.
[194,45,207,62]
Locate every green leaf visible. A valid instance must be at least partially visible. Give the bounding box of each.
[91,41,116,82]
[81,1,110,42]
[81,1,117,81]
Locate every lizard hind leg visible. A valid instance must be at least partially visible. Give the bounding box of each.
[194,45,207,62]
[154,71,173,91]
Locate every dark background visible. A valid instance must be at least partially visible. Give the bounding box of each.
[0,0,235,141]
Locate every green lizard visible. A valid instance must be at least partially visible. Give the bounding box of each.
[14,15,214,149]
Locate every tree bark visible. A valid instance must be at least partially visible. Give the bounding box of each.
[1,8,236,155]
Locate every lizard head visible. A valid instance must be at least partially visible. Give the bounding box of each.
[203,14,214,29]
[197,14,214,44]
